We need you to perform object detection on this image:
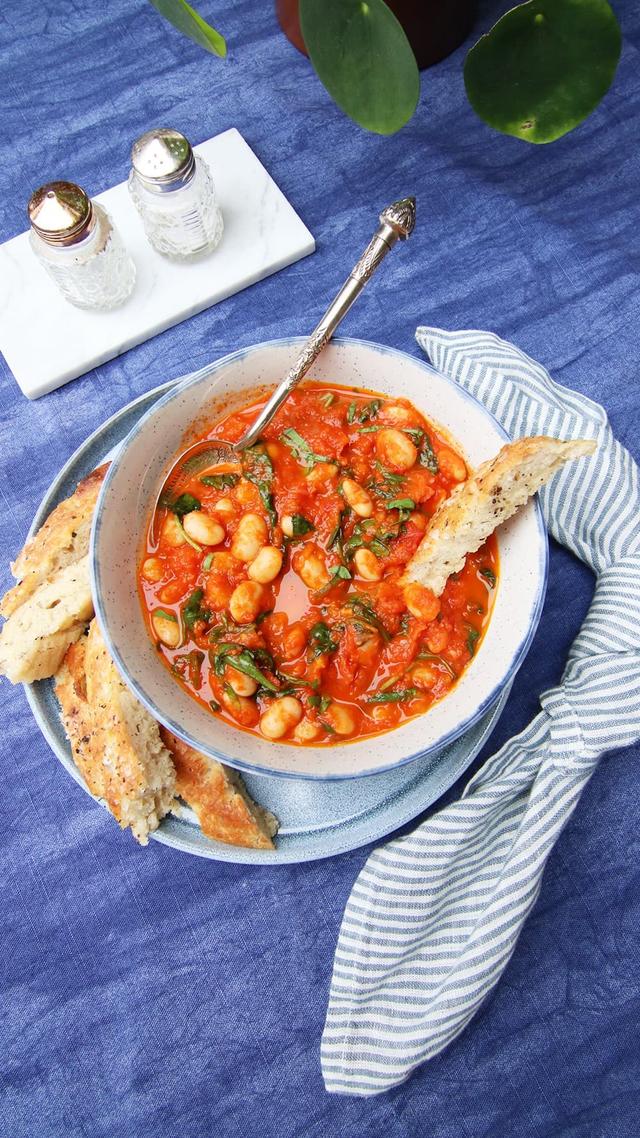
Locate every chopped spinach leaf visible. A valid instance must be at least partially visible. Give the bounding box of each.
[213,643,279,691]
[466,627,480,657]
[199,472,240,490]
[344,596,391,642]
[309,693,332,713]
[171,492,201,518]
[386,498,415,512]
[209,698,221,712]
[367,688,420,703]
[202,553,214,571]
[309,622,338,658]
[359,398,382,423]
[243,445,277,528]
[479,566,496,588]
[404,427,424,445]
[329,564,351,581]
[280,427,329,468]
[417,651,457,679]
[183,589,211,630]
[346,401,357,424]
[290,514,314,536]
[418,434,439,474]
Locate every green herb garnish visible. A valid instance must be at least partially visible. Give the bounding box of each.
[386,498,415,512]
[466,627,480,657]
[213,644,279,692]
[319,392,336,408]
[329,564,351,581]
[171,492,201,518]
[202,553,214,571]
[417,651,457,679]
[344,596,391,642]
[367,688,420,703]
[290,514,314,536]
[309,622,338,658]
[405,427,424,445]
[419,434,439,474]
[480,567,496,588]
[183,589,211,630]
[359,398,382,422]
[209,698,221,712]
[309,693,332,713]
[280,427,329,468]
[200,472,240,490]
[346,401,357,424]
[154,608,177,623]
[243,445,277,529]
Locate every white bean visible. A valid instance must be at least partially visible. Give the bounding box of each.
[281,515,294,537]
[182,511,225,546]
[325,704,356,736]
[306,462,338,490]
[293,544,330,590]
[142,557,163,583]
[231,512,269,563]
[228,580,268,623]
[341,478,373,518]
[353,547,382,581]
[375,428,418,472]
[152,611,181,648]
[292,717,322,743]
[161,514,186,547]
[259,696,303,740]
[225,667,258,697]
[213,497,235,521]
[247,545,283,584]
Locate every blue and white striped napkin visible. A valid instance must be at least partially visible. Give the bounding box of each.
[321,328,640,1096]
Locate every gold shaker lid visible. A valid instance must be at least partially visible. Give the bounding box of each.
[131,128,195,191]
[28,181,94,246]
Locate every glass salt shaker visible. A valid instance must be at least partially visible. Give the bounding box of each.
[27,181,136,311]
[128,128,224,260]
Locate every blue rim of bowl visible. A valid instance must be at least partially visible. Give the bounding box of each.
[91,336,549,781]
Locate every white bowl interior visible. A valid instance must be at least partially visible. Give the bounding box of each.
[92,338,547,779]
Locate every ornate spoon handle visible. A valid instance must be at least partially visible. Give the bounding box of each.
[234,197,416,452]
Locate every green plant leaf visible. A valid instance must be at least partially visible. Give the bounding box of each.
[299,0,420,135]
[149,0,227,58]
[464,0,621,144]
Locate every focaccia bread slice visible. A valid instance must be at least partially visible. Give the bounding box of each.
[402,436,596,597]
[0,555,93,683]
[160,727,278,850]
[1,463,108,618]
[77,620,177,845]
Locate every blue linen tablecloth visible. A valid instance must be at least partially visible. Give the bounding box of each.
[1,2,639,1135]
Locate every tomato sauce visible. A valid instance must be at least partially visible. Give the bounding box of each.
[138,384,498,746]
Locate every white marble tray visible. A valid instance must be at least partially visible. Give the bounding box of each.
[0,129,315,399]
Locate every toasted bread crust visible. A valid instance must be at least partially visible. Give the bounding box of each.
[0,556,93,683]
[160,728,278,850]
[81,620,177,844]
[1,463,108,618]
[403,436,596,596]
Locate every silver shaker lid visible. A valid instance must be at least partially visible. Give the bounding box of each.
[131,128,195,192]
[28,181,95,246]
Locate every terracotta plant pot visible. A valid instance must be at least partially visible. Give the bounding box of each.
[276,0,477,70]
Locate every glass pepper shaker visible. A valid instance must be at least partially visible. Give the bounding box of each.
[128,128,224,260]
[27,181,136,311]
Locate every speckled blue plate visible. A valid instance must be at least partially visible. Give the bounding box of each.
[25,376,511,864]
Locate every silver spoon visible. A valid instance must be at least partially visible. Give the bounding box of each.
[165,196,416,488]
